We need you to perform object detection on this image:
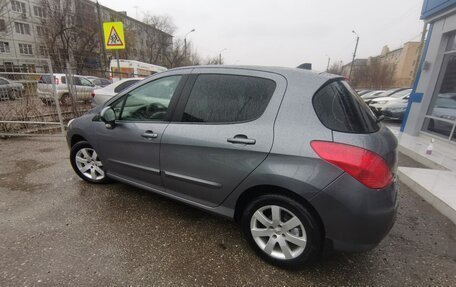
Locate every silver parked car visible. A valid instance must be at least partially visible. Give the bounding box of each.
[66,66,398,268]
[91,77,144,107]
[0,77,24,100]
[37,74,98,105]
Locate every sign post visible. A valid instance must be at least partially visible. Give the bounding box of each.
[103,22,126,80]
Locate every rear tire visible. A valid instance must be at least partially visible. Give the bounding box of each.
[9,90,18,100]
[70,141,109,184]
[241,194,322,269]
[60,93,71,105]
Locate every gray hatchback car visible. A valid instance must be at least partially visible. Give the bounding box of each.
[66,66,398,268]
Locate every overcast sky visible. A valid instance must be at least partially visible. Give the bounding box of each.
[99,0,424,70]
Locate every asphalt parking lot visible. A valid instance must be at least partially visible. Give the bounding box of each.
[1,137,455,286]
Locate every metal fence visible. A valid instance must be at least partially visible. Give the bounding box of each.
[0,58,92,137]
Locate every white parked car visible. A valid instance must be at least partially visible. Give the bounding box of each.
[38,74,98,105]
[91,77,144,106]
[369,89,412,113]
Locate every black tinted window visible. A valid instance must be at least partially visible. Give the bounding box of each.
[114,80,138,93]
[313,80,379,133]
[183,74,276,123]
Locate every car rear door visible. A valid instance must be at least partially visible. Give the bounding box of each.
[160,68,287,207]
[94,71,188,190]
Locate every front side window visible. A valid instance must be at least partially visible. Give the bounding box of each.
[182,74,276,123]
[79,77,93,87]
[116,76,181,121]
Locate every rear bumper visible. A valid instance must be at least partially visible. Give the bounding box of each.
[310,173,398,252]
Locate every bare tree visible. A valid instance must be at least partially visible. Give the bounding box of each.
[40,0,99,74]
[142,13,175,66]
[327,61,343,75]
[364,57,396,89]
[205,55,223,65]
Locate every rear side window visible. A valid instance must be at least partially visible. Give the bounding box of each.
[182,74,276,123]
[313,80,379,133]
[114,80,138,93]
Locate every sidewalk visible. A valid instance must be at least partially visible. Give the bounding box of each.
[386,122,456,225]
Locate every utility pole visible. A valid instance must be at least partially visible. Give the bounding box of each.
[219,48,227,65]
[412,23,428,80]
[349,30,360,80]
[326,55,331,71]
[96,1,107,75]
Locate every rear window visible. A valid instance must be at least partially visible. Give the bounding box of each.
[114,80,139,93]
[313,80,379,133]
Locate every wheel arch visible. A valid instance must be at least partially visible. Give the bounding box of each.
[70,134,87,147]
[233,185,325,238]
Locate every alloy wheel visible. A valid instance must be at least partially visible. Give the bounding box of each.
[75,148,105,181]
[250,205,307,260]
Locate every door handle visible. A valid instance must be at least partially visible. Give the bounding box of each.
[227,134,256,145]
[141,130,158,139]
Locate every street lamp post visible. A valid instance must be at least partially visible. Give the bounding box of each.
[326,54,331,72]
[184,29,196,58]
[349,30,360,80]
[219,48,227,65]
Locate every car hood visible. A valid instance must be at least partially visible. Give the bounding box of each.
[383,100,408,109]
[371,96,399,103]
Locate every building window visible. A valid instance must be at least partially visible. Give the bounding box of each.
[39,45,47,56]
[33,6,46,18]
[422,54,456,141]
[0,42,10,53]
[447,33,456,52]
[19,43,33,55]
[15,22,30,35]
[36,26,46,37]
[11,1,26,14]
[0,19,6,32]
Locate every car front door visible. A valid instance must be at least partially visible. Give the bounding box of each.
[95,73,187,190]
[160,68,287,207]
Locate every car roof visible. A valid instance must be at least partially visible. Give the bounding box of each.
[168,65,342,82]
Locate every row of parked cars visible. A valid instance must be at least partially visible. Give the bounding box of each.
[36,74,143,106]
[357,88,413,121]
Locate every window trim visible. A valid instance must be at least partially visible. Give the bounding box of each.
[171,73,278,125]
[106,74,188,123]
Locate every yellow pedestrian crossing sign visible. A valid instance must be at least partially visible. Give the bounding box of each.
[103,22,125,50]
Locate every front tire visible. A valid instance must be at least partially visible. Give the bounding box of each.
[241,194,322,269]
[70,141,108,184]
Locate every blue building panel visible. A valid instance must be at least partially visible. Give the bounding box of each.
[421,0,456,19]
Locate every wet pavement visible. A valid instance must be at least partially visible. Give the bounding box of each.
[1,137,455,286]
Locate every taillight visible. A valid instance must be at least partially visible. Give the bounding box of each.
[311,141,393,189]
[54,77,59,84]
[91,91,95,98]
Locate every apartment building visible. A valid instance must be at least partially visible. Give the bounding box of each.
[342,41,421,88]
[378,42,421,87]
[0,0,49,72]
[0,0,172,73]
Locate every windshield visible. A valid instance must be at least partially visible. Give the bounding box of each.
[391,89,412,98]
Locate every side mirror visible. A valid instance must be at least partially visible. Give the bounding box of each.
[100,106,116,129]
